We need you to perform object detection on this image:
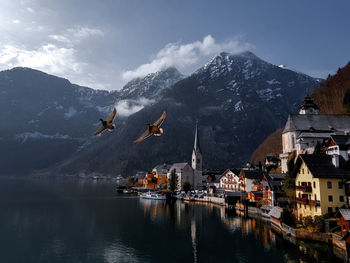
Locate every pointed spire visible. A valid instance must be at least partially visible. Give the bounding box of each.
[193,120,201,153]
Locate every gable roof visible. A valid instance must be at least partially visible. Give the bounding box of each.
[339,209,350,221]
[330,135,350,146]
[153,163,172,174]
[241,169,265,180]
[299,154,350,179]
[219,168,241,180]
[169,162,191,172]
[283,114,350,133]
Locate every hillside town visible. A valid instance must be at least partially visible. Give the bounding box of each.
[125,95,350,256]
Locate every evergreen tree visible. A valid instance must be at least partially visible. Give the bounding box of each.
[343,89,350,114]
[182,181,191,193]
[168,169,178,192]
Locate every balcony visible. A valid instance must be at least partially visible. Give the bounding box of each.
[308,199,320,206]
[296,185,312,192]
[296,197,308,204]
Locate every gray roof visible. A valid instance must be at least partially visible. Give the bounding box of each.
[268,206,283,219]
[339,209,350,221]
[153,163,172,174]
[283,114,350,133]
[297,132,334,139]
[169,162,191,171]
[241,170,265,180]
[267,173,285,181]
[260,205,272,211]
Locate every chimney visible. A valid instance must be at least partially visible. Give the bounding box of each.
[332,154,339,168]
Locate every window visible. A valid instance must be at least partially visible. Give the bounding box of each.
[302,168,305,174]
[327,182,332,189]
[314,194,317,200]
[339,182,343,189]
[328,195,333,202]
[313,182,316,188]
[328,207,333,213]
[340,196,344,202]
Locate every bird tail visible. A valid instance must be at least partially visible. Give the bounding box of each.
[159,128,163,135]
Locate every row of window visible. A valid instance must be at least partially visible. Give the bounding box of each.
[328,195,344,202]
[327,181,343,189]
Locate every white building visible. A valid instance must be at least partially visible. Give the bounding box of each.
[219,169,241,191]
[280,95,350,173]
[167,163,194,191]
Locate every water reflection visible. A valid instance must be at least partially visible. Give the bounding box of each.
[0,179,345,263]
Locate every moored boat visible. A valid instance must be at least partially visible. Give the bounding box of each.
[140,192,166,200]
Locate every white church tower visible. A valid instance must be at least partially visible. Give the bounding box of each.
[192,121,203,189]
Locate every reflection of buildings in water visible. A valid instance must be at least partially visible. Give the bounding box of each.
[103,240,141,263]
[191,219,198,263]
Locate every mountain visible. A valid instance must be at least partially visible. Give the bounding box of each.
[52,51,320,177]
[0,67,119,175]
[251,61,350,163]
[114,67,184,117]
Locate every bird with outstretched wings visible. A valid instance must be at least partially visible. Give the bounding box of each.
[134,111,166,143]
[95,108,117,136]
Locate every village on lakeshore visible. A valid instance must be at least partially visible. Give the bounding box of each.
[119,94,350,255]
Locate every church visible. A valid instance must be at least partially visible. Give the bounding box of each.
[280,95,350,173]
[167,121,204,191]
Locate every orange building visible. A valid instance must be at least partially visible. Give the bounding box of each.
[142,163,171,189]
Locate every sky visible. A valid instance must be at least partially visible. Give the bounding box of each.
[0,0,349,91]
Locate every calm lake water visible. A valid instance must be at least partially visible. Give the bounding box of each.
[0,178,344,263]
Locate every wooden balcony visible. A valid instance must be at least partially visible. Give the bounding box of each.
[308,199,320,206]
[296,197,308,204]
[296,185,312,192]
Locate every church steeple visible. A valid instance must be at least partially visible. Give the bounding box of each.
[299,94,319,115]
[192,121,202,171]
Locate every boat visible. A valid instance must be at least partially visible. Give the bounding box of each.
[140,192,166,200]
[123,189,137,194]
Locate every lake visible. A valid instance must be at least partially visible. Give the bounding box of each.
[0,178,343,263]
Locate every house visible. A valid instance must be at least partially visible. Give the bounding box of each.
[295,154,350,220]
[265,155,280,171]
[280,95,350,172]
[152,163,171,189]
[240,170,265,192]
[337,209,350,240]
[248,190,263,201]
[143,172,158,189]
[219,169,241,191]
[167,163,194,191]
[261,173,286,207]
[204,169,224,192]
[326,134,350,161]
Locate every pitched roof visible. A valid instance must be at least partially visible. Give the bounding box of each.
[299,154,350,179]
[331,135,350,146]
[169,162,191,172]
[241,170,265,180]
[266,173,285,181]
[283,114,350,133]
[268,206,283,219]
[339,209,350,221]
[219,168,241,180]
[153,163,172,174]
[193,121,201,153]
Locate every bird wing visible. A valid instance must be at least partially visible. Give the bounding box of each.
[134,129,152,143]
[107,108,117,123]
[95,126,106,136]
[153,111,166,127]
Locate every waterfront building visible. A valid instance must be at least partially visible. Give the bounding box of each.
[295,154,350,220]
[337,209,350,239]
[167,163,194,191]
[261,174,286,207]
[219,169,241,191]
[152,163,171,188]
[240,170,265,192]
[280,95,350,172]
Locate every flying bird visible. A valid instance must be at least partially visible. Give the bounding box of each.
[134,111,166,143]
[95,108,117,136]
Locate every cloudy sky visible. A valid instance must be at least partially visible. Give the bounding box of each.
[0,0,349,90]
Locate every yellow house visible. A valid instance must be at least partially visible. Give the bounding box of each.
[295,154,350,220]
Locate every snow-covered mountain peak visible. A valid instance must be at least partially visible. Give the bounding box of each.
[119,67,184,100]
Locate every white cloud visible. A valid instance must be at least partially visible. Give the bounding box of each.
[0,44,85,76]
[122,35,252,81]
[48,34,72,44]
[12,19,21,24]
[67,26,104,40]
[115,97,155,117]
